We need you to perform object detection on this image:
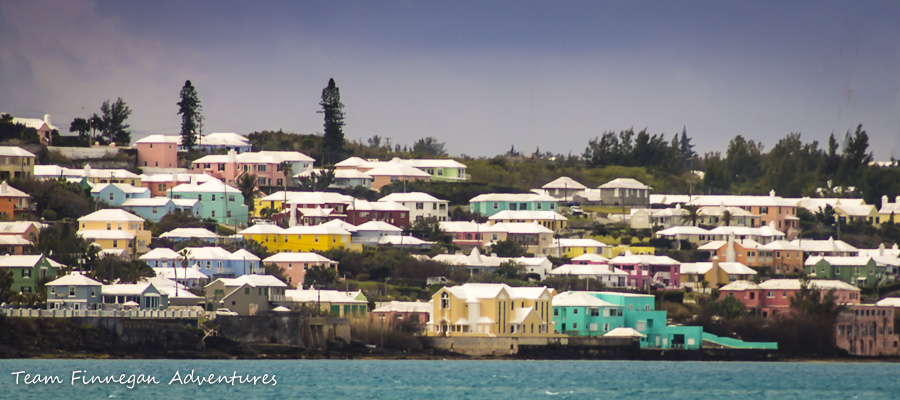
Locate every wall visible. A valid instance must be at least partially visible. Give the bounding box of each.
[216,314,350,349]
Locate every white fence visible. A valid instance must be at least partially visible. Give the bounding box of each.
[0,308,203,319]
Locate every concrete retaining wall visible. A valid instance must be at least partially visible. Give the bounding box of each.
[217,314,351,349]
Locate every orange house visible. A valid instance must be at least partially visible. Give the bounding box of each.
[701,238,804,274]
[0,182,30,220]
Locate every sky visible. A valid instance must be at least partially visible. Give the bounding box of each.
[1,0,899,159]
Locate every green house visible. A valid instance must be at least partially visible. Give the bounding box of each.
[0,254,63,296]
[805,256,881,288]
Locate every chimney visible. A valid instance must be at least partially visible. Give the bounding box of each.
[725,235,736,263]
[883,195,889,206]
[228,149,237,164]
[43,114,51,126]
[83,163,91,178]
[289,203,297,227]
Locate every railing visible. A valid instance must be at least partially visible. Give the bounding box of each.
[0,308,203,319]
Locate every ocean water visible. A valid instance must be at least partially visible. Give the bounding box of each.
[1,359,898,399]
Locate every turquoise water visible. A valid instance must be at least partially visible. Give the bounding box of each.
[1,359,898,399]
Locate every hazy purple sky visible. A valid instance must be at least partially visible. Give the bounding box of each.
[2,0,899,159]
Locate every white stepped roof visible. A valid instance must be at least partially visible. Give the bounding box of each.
[542,176,587,190]
[79,209,144,223]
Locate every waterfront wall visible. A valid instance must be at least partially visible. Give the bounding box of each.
[425,336,640,357]
[216,314,350,349]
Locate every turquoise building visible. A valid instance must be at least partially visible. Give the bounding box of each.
[553,291,777,350]
[167,179,248,227]
[469,193,559,217]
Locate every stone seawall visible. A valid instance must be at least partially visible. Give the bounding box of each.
[425,336,640,357]
[216,315,350,349]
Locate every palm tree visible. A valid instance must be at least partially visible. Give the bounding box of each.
[721,210,733,226]
[681,205,700,226]
[177,248,191,297]
[236,173,258,213]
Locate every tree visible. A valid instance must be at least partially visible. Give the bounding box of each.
[236,173,258,213]
[681,205,700,226]
[177,80,202,151]
[721,210,733,226]
[91,256,154,284]
[69,118,91,145]
[279,161,293,191]
[319,78,345,165]
[296,169,335,191]
[304,265,338,289]
[412,137,448,157]
[410,216,451,243]
[495,261,525,280]
[491,240,526,257]
[36,222,99,270]
[99,98,132,145]
[0,269,14,303]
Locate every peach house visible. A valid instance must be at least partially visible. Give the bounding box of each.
[370,300,432,330]
[191,150,314,188]
[262,252,338,288]
[836,304,900,356]
[719,278,860,318]
[699,237,804,274]
[134,135,180,169]
[0,181,31,220]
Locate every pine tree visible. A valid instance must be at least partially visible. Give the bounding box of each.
[177,80,202,151]
[319,78,345,165]
[99,98,132,145]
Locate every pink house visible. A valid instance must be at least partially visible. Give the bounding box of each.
[134,135,180,169]
[836,304,899,356]
[571,254,610,265]
[191,150,314,188]
[370,300,432,330]
[608,253,681,290]
[719,278,860,318]
[141,172,216,197]
[262,252,338,289]
[438,221,486,247]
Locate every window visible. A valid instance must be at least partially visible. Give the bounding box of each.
[198,194,203,201]
[572,323,578,329]
[107,223,111,230]
[113,240,118,247]
[212,195,217,201]
[590,308,599,317]
[493,202,499,210]
[229,195,235,202]
[767,291,775,298]
[440,292,449,309]
[553,308,558,316]
[211,211,216,217]
[69,286,75,296]
[109,193,114,201]
[573,308,578,315]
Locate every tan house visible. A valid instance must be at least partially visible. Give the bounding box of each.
[430,283,557,337]
[204,274,288,315]
[0,147,36,181]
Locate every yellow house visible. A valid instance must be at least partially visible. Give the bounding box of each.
[679,257,758,292]
[488,210,568,232]
[550,238,608,258]
[833,204,878,225]
[430,283,558,337]
[0,146,36,180]
[78,209,151,257]
[239,223,359,253]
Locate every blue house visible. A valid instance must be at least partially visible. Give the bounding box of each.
[139,246,261,279]
[469,193,558,217]
[90,183,150,207]
[167,179,248,227]
[553,291,777,350]
[121,198,176,222]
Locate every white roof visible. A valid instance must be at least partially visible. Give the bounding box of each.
[552,291,616,307]
[285,288,366,303]
[790,238,858,253]
[295,168,372,180]
[719,280,761,291]
[679,262,756,275]
[876,298,900,307]
[0,221,43,234]
[0,146,36,158]
[835,204,877,217]
[210,274,287,288]
[139,247,180,260]
[553,238,608,248]
[685,194,797,208]
[482,222,553,235]
[433,248,506,268]
[267,191,354,204]
[549,264,627,277]
[758,240,801,251]
[0,182,27,197]
[200,132,250,146]
[135,135,181,144]
[170,178,240,194]
[152,267,209,280]
[656,226,710,236]
[757,279,860,292]
[47,272,102,286]
[470,192,556,203]
[804,256,873,267]
[90,183,149,195]
[319,219,358,233]
[542,176,587,190]
[363,163,431,178]
[439,221,488,233]
[0,236,32,245]
[348,200,409,212]
[489,210,567,221]
[571,254,610,263]
[78,209,144,223]
[796,197,867,213]
[160,228,219,239]
[239,224,285,235]
[379,192,446,203]
[181,246,234,260]
[283,224,351,236]
[355,220,403,232]
[101,282,157,296]
[263,252,335,263]
[609,254,679,265]
[378,235,434,246]
[604,327,646,338]
[443,283,551,302]
[599,178,650,190]
[372,300,432,313]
